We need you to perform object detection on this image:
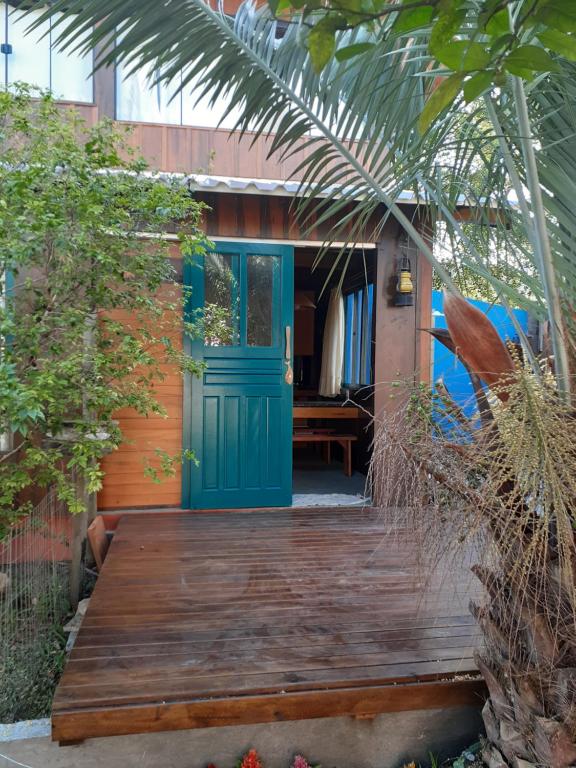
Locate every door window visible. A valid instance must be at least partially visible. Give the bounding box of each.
[203,252,240,347]
[247,254,280,347]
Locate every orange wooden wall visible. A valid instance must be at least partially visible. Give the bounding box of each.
[97,286,184,510]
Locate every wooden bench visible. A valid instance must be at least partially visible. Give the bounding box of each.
[293,432,357,476]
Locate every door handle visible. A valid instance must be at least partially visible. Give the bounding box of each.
[285,326,292,363]
[284,326,293,385]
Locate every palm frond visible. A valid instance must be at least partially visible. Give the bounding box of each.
[27,0,460,280]
[25,0,576,331]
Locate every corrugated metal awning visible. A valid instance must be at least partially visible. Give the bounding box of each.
[188,173,422,203]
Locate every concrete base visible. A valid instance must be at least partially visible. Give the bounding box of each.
[0,707,483,768]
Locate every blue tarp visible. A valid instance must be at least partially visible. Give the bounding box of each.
[431,291,529,417]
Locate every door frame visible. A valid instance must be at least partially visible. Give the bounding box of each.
[181,240,294,509]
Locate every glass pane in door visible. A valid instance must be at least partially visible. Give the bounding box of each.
[204,252,240,346]
[247,255,279,347]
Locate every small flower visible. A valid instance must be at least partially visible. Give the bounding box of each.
[292,756,311,768]
[238,749,263,768]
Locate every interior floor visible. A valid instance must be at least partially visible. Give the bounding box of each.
[292,446,368,507]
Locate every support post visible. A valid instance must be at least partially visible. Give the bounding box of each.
[373,220,433,420]
[69,472,88,610]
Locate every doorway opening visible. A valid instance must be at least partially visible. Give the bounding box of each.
[291,247,375,507]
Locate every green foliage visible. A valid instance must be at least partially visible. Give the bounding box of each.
[29,0,576,358]
[308,16,341,72]
[418,72,464,133]
[143,447,198,483]
[0,86,209,535]
[1,623,67,722]
[0,568,69,722]
[334,41,375,61]
[270,0,576,125]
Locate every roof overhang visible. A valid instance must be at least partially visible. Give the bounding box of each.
[100,169,497,211]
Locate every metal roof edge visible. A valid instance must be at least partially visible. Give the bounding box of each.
[101,169,490,208]
[187,173,426,203]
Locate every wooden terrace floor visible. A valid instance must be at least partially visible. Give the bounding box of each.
[52,508,485,742]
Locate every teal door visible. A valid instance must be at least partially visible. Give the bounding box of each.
[183,242,294,509]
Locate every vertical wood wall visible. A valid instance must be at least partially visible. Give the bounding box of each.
[97,286,184,510]
[373,218,433,420]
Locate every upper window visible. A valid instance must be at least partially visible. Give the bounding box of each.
[116,62,243,128]
[343,284,374,388]
[0,2,93,102]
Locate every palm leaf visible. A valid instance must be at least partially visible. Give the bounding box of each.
[24,0,576,346]
[26,0,462,281]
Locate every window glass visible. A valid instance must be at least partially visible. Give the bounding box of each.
[247,255,279,347]
[0,3,93,102]
[181,68,243,130]
[3,3,93,102]
[7,4,50,90]
[50,12,93,103]
[343,284,373,387]
[204,253,240,347]
[116,61,245,129]
[116,58,182,124]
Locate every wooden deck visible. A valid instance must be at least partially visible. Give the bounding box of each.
[52,508,485,742]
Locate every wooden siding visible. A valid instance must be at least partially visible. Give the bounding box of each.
[97,287,184,510]
[197,192,383,243]
[59,102,99,126]
[63,96,322,181]
[373,221,433,420]
[119,122,325,180]
[52,508,484,742]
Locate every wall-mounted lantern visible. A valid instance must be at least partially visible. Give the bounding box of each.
[394,254,414,306]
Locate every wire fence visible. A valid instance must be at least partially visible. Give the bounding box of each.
[0,486,74,723]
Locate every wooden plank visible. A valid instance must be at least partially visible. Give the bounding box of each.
[52,678,486,742]
[72,616,477,649]
[97,487,182,510]
[59,646,479,690]
[292,434,357,441]
[52,509,483,741]
[98,291,184,509]
[113,397,183,420]
[54,657,478,707]
[70,628,480,660]
[293,406,360,419]
[87,517,109,572]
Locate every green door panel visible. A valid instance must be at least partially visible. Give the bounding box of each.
[183,242,294,509]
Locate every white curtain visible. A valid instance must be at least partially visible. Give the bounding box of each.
[319,288,345,397]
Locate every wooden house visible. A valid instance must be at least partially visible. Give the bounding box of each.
[1,0,434,511]
[1,2,485,745]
